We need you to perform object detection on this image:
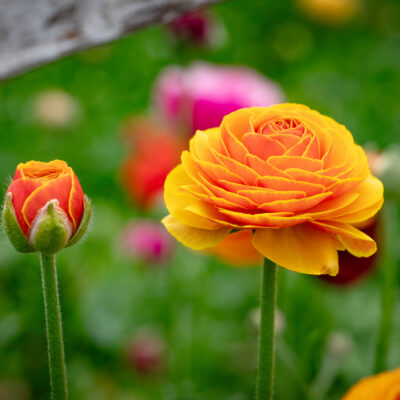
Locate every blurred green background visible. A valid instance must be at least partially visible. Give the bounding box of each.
[1,0,400,399]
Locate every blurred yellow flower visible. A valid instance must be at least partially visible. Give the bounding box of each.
[297,0,360,24]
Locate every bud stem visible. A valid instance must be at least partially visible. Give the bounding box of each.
[256,258,277,400]
[40,253,68,400]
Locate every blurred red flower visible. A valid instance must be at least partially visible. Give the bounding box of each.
[121,118,184,209]
[167,10,226,48]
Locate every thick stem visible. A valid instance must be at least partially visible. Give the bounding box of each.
[40,253,68,400]
[374,202,398,373]
[256,258,277,400]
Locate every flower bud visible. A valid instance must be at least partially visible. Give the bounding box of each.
[2,160,91,254]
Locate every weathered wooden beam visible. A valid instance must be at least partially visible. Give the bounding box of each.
[0,0,223,81]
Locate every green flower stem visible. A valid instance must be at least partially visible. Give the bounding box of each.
[374,201,398,373]
[40,253,68,400]
[256,258,277,400]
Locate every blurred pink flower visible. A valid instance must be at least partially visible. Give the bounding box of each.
[125,329,165,376]
[121,220,174,264]
[153,62,285,135]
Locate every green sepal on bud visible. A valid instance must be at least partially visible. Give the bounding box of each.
[30,200,72,254]
[66,195,91,248]
[2,193,35,253]
[2,193,92,255]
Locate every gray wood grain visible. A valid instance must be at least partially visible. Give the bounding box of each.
[0,0,223,81]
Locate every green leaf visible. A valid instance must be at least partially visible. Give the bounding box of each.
[2,193,35,253]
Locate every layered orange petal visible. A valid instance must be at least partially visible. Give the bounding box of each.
[162,215,230,250]
[252,223,338,275]
[7,179,43,234]
[68,172,84,231]
[164,165,228,229]
[311,220,376,257]
[21,173,73,227]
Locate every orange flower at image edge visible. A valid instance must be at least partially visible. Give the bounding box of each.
[162,104,383,275]
[341,368,400,400]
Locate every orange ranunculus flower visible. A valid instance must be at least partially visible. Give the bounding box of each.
[162,104,384,275]
[341,368,400,400]
[7,160,84,238]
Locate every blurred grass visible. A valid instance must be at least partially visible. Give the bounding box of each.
[0,0,400,398]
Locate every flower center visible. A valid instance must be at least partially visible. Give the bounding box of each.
[242,118,320,162]
[261,118,305,136]
[22,163,65,180]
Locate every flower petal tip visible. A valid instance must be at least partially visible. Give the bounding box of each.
[162,214,230,250]
[321,261,339,276]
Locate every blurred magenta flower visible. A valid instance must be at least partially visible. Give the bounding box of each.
[167,10,226,48]
[121,220,174,264]
[125,329,165,376]
[153,62,285,135]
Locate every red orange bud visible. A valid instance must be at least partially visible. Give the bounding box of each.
[2,160,91,254]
